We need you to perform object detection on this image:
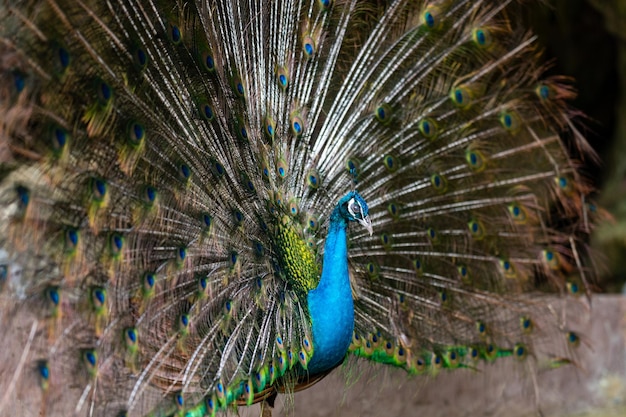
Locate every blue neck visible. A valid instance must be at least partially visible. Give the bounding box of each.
[306,206,354,375]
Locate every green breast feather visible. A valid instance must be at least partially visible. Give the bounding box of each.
[274,216,320,293]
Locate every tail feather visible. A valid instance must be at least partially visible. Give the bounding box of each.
[0,1,596,416]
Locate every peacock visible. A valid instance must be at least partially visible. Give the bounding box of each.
[0,0,598,416]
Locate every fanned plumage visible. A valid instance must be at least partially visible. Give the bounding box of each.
[0,1,597,416]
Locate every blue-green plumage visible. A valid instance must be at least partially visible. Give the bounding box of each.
[0,1,596,417]
[307,192,370,374]
[307,211,354,374]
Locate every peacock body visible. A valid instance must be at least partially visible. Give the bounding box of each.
[0,0,596,416]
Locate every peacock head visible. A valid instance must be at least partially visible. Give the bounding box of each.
[338,191,373,236]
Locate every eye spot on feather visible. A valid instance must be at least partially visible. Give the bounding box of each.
[374,104,392,124]
[83,349,98,370]
[213,160,225,178]
[201,103,214,121]
[366,261,379,278]
[202,51,215,71]
[306,169,320,189]
[458,265,470,284]
[128,123,145,146]
[46,286,60,307]
[177,247,187,262]
[231,74,245,98]
[57,45,71,71]
[65,228,79,253]
[520,316,533,333]
[465,149,486,172]
[536,83,553,101]
[302,35,316,58]
[450,85,472,108]
[514,344,527,360]
[133,47,147,69]
[472,28,493,48]
[291,114,305,137]
[12,71,25,92]
[500,110,521,134]
[91,178,107,202]
[426,227,437,243]
[51,127,68,153]
[418,118,438,140]
[383,155,399,172]
[318,0,333,10]
[567,332,580,347]
[380,232,392,251]
[467,219,485,240]
[169,24,182,44]
[142,272,156,293]
[264,117,276,140]
[422,6,440,29]
[430,173,447,193]
[199,212,213,231]
[125,327,138,347]
[97,80,112,104]
[413,258,423,275]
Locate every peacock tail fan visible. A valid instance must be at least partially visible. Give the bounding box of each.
[0,1,597,417]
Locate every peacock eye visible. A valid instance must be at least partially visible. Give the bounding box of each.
[347,198,361,218]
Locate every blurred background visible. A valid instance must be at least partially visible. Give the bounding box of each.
[532,0,626,293]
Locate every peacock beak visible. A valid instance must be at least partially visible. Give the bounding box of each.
[358,215,373,236]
